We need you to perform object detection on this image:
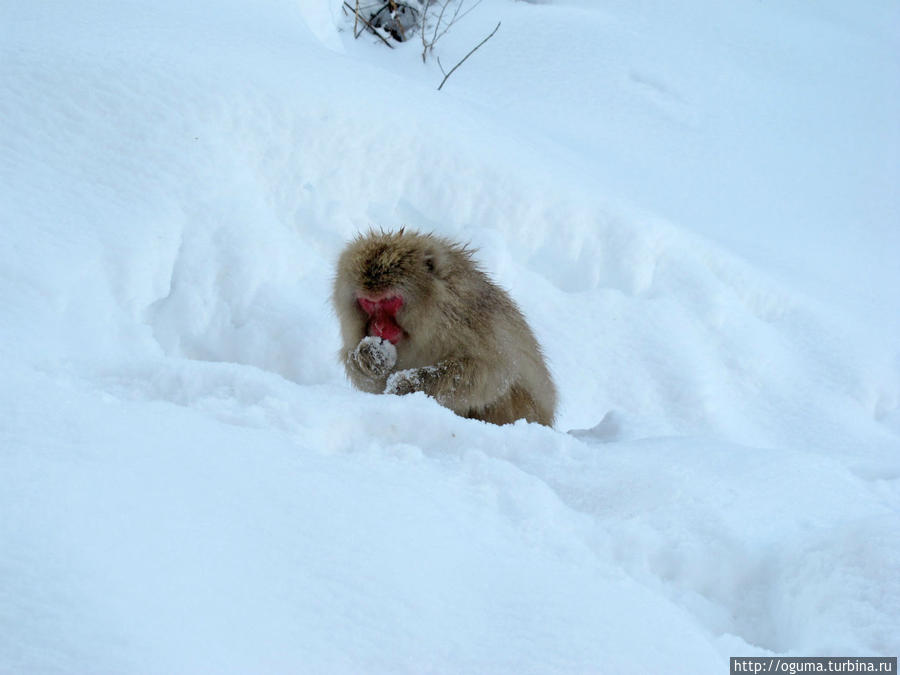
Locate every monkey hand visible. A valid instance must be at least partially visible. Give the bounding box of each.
[384,365,442,397]
[349,336,397,381]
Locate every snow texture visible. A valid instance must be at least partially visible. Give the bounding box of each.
[1,0,899,672]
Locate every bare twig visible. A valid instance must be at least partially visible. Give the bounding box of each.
[450,0,482,25]
[433,0,481,47]
[354,0,360,38]
[421,0,485,63]
[437,20,499,91]
[420,2,429,61]
[431,0,453,47]
[343,1,395,48]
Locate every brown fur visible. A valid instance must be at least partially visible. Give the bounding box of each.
[332,228,557,426]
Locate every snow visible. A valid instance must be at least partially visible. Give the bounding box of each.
[2,0,898,671]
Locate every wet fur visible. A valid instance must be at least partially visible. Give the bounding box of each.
[333,228,557,426]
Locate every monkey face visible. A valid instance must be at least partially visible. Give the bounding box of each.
[357,292,405,344]
[335,229,445,350]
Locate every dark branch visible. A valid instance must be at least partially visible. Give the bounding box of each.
[343,1,395,49]
[437,21,500,91]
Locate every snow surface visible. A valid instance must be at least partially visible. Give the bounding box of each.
[2,0,899,672]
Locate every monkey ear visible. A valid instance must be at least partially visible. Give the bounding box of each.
[423,248,451,279]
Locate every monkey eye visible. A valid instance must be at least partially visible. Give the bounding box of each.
[424,256,435,273]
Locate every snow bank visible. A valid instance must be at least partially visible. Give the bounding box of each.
[2,0,898,671]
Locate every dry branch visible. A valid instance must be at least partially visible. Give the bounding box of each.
[344,1,395,48]
[437,20,500,91]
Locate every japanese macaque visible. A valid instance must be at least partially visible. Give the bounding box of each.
[332,228,556,426]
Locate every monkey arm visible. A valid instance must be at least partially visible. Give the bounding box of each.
[384,357,512,415]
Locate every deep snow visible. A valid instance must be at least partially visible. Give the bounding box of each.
[1,0,898,672]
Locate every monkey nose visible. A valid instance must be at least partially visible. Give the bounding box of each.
[380,296,403,314]
[357,294,404,316]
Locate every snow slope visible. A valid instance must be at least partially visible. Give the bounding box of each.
[2,0,898,672]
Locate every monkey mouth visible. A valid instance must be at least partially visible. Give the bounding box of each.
[369,316,404,344]
[358,291,405,344]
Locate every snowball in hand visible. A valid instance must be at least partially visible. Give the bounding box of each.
[355,335,397,375]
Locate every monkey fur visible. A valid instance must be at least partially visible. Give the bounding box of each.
[332,228,557,426]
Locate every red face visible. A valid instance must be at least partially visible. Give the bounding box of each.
[357,293,405,344]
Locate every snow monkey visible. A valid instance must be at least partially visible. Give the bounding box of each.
[332,228,557,426]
